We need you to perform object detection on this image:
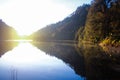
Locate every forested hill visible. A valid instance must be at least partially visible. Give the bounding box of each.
[32,0,120,44]
[31,4,90,41]
[0,19,18,40]
[81,0,120,43]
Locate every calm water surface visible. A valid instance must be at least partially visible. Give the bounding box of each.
[0,42,84,80]
[0,41,120,80]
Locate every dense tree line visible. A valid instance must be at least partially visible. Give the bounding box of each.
[83,0,120,42]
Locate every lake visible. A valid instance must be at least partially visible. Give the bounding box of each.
[0,41,120,80]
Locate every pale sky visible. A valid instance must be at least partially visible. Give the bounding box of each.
[0,0,92,36]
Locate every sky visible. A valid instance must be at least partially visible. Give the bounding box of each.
[0,0,92,36]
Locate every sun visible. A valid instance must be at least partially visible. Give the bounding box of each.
[15,27,36,36]
[0,0,75,36]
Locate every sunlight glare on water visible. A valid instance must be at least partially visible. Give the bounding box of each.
[1,42,61,66]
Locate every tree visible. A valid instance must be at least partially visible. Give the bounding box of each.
[108,0,120,39]
[83,0,113,42]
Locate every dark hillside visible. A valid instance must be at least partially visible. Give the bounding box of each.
[31,4,90,41]
[0,19,18,40]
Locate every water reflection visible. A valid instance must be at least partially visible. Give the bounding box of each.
[1,41,120,80]
[32,42,86,77]
[0,41,18,57]
[0,42,83,80]
[79,43,120,80]
[32,42,120,80]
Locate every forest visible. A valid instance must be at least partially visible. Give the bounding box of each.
[82,0,120,46]
[31,0,120,47]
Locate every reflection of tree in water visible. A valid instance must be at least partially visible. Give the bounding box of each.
[32,42,86,77]
[0,41,18,57]
[33,42,120,80]
[80,44,120,80]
